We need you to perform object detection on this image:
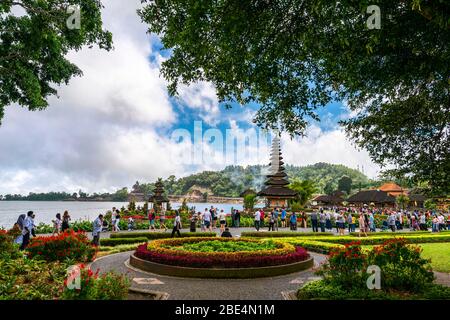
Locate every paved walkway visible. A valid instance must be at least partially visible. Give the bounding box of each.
[90,251,327,300]
[41,226,434,240]
[94,226,407,239]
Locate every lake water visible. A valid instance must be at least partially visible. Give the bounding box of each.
[0,201,246,229]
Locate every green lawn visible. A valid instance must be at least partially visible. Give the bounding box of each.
[362,243,450,273]
[418,243,450,273]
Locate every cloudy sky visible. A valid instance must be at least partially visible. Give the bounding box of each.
[0,1,381,195]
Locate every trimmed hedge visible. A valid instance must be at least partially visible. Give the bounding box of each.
[309,234,450,245]
[100,237,148,246]
[134,243,309,268]
[349,230,450,237]
[110,232,217,240]
[241,231,334,238]
[280,239,344,254]
[130,253,314,278]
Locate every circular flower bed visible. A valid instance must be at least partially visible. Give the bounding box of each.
[134,237,309,268]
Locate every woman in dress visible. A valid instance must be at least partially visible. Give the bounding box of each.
[159,206,167,231]
[148,208,156,231]
[61,211,71,232]
[339,213,346,235]
[52,213,62,235]
[358,213,367,237]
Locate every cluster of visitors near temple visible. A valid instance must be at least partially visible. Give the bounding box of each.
[10,204,450,250]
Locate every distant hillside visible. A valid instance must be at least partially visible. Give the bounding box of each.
[1,163,378,201]
[285,162,372,194]
[157,163,376,197]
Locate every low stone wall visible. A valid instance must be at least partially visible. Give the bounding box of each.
[129,254,314,279]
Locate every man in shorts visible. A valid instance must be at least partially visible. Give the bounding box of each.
[204,208,212,232]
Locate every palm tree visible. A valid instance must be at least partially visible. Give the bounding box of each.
[244,194,257,212]
[289,179,318,207]
[396,194,410,210]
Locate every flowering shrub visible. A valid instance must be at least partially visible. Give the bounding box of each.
[317,241,367,289]
[27,230,97,263]
[62,264,98,300]
[367,238,434,292]
[299,238,439,299]
[169,239,279,253]
[147,237,296,259]
[61,264,130,300]
[123,215,147,220]
[93,272,130,300]
[135,238,309,268]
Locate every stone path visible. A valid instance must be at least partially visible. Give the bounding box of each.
[90,251,327,300]
[42,225,411,240]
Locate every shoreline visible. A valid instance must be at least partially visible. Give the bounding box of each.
[0,199,247,204]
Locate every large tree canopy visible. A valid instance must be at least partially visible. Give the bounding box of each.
[0,0,112,122]
[139,0,450,194]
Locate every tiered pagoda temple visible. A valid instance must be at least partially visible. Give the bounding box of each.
[257,137,297,208]
[149,178,169,212]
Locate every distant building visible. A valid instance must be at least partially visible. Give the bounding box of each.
[378,182,407,197]
[408,194,426,208]
[347,190,396,207]
[313,192,345,206]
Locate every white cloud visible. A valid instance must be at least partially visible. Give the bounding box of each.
[177,82,220,125]
[0,1,383,195]
[280,126,381,179]
[0,0,187,194]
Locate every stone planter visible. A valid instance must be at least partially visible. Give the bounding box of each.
[129,253,314,279]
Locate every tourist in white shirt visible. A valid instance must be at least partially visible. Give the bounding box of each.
[92,214,104,246]
[52,213,62,235]
[438,214,445,231]
[254,210,261,231]
[171,211,182,237]
[20,211,35,250]
[218,209,227,232]
[203,208,212,232]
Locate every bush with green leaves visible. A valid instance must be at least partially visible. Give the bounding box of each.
[367,238,434,292]
[297,238,443,300]
[316,242,367,289]
[0,252,68,300]
[100,237,148,246]
[61,264,130,300]
[110,231,217,240]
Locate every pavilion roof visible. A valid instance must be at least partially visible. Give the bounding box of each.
[347,190,395,204]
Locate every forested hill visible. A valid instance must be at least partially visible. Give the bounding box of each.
[161,162,374,197]
[0,163,376,201]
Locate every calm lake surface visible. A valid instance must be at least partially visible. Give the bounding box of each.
[0,201,245,228]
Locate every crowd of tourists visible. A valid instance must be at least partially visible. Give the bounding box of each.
[247,206,450,237]
[10,210,74,250]
[8,204,450,250]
